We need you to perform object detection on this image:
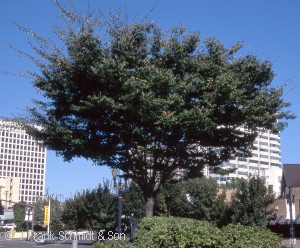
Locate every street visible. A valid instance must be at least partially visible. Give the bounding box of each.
[0,239,95,248]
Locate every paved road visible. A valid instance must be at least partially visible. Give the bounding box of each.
[0,239,94,248]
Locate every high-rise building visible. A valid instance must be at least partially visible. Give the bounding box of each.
[0,121,46,203]
[204,128,282,196]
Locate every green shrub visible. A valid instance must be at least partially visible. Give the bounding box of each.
[133,216,225,247]
[132,217,285,248]
[221,223,283,248]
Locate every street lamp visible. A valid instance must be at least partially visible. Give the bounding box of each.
[285,187,295,248]
[111,168,128,234]
[26,207,31,241]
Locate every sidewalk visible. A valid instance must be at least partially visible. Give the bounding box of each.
[282,239,300,247]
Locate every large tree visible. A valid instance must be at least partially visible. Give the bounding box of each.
[226,174,275,227]
[11,1,294,216]
[13,202,26,230]
[61,183,117,231]
[154,178,226,226]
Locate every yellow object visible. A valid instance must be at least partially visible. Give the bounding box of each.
[44,206,49,225]
[12,228,16,238]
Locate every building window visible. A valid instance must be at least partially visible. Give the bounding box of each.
[268,185,273,194]
[260,135,268,139]
[260,142,269,146]
[260,161,269,165]
[271,156,281,161]
[260,154,269,159]
[271,163,280,167]
[271,150,280,155]
[260,148,269,152]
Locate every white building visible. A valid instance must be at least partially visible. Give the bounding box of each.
[205,128,282,196]
[0,121,46,203]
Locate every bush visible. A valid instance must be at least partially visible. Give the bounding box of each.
[133,217,225,247]
[221,223,283,248]
[132,217,285,248]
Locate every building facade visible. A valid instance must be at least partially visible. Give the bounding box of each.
[204,128,282,196]
[0,177,20,208]
[0,122,46,203]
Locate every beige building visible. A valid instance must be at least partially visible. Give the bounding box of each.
[0,177,20,208]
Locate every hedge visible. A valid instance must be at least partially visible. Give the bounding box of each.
[92,216,286,248]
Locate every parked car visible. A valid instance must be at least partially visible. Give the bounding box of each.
[0,223,16,229]
[35,234,58,244]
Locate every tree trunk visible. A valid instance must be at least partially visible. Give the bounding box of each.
[145,197,154,217]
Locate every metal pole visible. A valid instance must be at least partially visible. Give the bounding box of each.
[48,197,50,234]
[289,187,295,248]
[118,190,122,234]
[30,206,34,242]
[5,191,8,209]
[27,208,30,241]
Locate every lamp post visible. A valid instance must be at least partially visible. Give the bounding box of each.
[285,187,295,248]
[111,168,127,234]
[26,207,31,241]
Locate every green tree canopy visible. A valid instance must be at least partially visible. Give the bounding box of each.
[13,202,26,229]
[226,174,275,227]
[12,1,294,216]
[122,182,145,223]
[61,182,117,230]
[33,195,64,233]
[154,178,226,226]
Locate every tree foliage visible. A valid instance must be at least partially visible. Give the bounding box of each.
[226,174,275,227]
[183,178,226,225]
[33,195,64,233]
[122,182,145,224]
[13,202,26,229]
[61,182,117,230]
[155,178,226,226]
[11,0,294,215]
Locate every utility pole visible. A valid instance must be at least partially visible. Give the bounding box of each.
[48,196,51,234]
[5,191,8,209]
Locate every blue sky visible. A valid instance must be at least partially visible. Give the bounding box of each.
[0,0,299,199]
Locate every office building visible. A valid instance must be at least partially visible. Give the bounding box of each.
[0,121,46,203]
[204,128,282,196]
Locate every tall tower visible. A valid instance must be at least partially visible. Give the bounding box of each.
[206,128,282,196]
[0,121,46,203]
